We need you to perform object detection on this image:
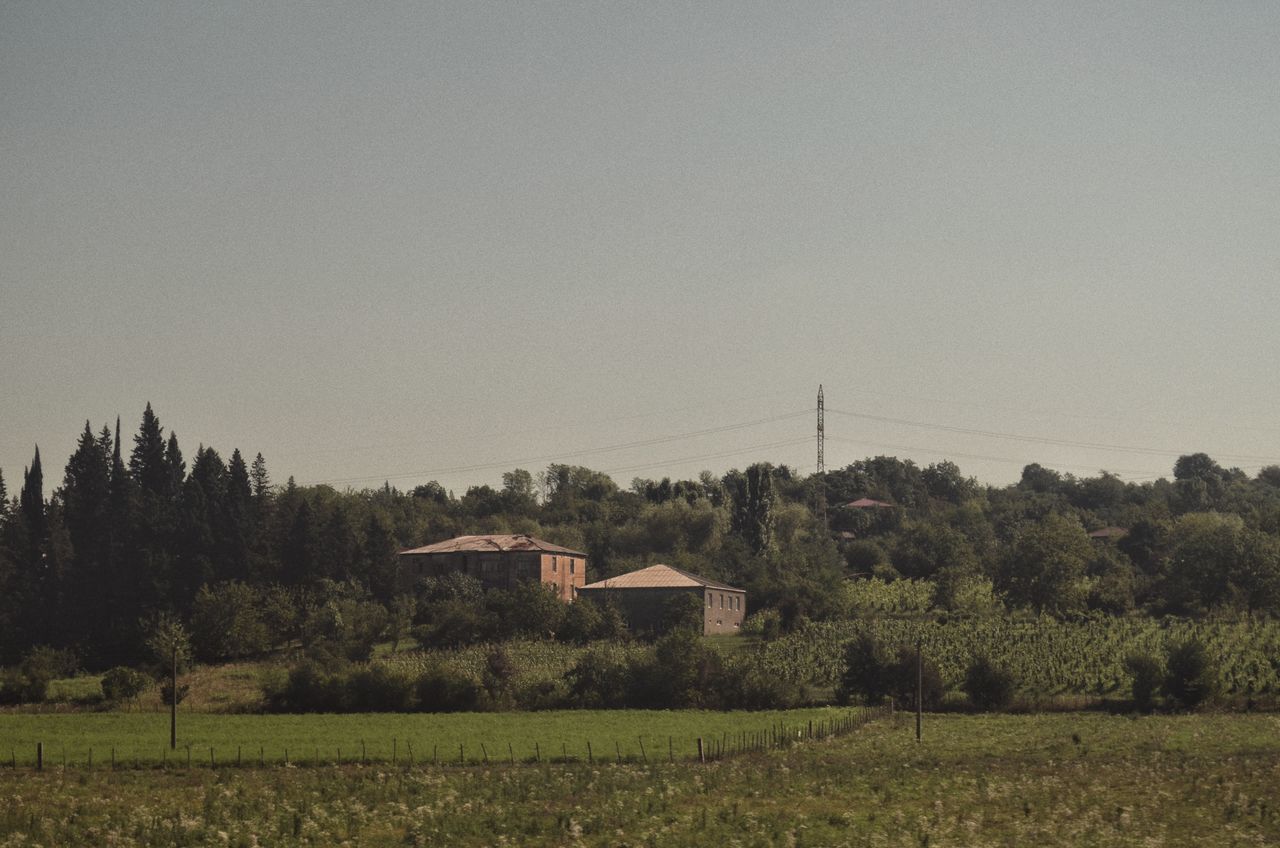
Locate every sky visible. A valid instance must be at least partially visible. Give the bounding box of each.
[3,1,1279,498]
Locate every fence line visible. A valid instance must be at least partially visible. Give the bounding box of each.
[6,704,893,772]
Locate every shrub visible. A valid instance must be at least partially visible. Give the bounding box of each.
[963,655,1016,711]
[101,667,149,702]
[1164,638,1219,709]
[720,656,806,710]
[512,677,569,711]
[633,629,725,708]
[1124,651,1163,712]
[559,597,604,644]
[494,582,567,640]
[413,601,497,649]
[346,665,415,712]
[482,648,516,707]
[415,663,483,712]
[889,644,945,711]
[836,634,894,705]
[567,645,634,709]
[0,646,78,704]
[659,593,706,636]
[740,609,783,640]
[265,660,348,712]
[190,581,270,661]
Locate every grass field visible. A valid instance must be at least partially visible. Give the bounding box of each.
[0,713,1277,846]
[0,706,865,767]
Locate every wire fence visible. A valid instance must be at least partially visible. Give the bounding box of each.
[6,703,893,772]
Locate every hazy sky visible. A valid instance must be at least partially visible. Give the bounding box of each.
[3,1,1279,497]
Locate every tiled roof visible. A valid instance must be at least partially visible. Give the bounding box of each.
[580,563,742,592]
[844,497,895,509]
[399,534,586,557]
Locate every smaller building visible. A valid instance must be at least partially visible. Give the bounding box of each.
[577,564,746,636]
[398,534,586,601]
[844,497,895,509]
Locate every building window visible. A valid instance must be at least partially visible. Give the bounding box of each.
[707,594,713,608]
[719,594,724,609]
[570,559,575,574]
[552,557,558,573]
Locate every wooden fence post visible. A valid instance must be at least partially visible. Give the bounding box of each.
[697,738,704,763]
[36,743,43,772]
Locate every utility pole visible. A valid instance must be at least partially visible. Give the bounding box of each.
[915,635,923,743]
[170,645,177,750]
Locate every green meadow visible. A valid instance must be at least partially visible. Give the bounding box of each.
[1,713,1277,846]
[0,706,863,768]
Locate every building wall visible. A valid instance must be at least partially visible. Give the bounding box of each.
[398,550,582,601]
[577,585,746,636]
[702,587,746,635]
[539,553,585,601]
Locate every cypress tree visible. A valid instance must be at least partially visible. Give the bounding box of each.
[0,467,8,518]
[62,422,114,658]
[20,447,46,544]
[165,432,186,496]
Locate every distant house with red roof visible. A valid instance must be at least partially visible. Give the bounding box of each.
[844,497,895,509]
[577,564,746,635]
[398,533,586,601]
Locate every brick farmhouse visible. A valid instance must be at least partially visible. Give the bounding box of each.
[576,564,746,636]
[397,533,586,601]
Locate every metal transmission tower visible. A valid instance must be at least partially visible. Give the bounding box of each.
[816,385,827,528]
[816,385,825,474]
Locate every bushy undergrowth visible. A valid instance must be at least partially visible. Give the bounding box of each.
[265,629,806,713]
[835,633,944,709]
[963,655,1017,711]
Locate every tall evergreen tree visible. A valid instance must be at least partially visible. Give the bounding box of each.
[130,404,169,497]
[61,422,114,658]
[19,447,46,544]
[250,452,271,499]
[228,450,251,507]
[729,463,776,555]
[224,449,253,581]
[0,467,8,518]
[165,432,185,492]
[103,415,141,664]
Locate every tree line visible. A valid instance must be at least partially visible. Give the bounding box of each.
[2,404,1280,677]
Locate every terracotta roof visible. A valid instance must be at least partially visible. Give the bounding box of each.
[844,497,895,509]
[1088,526,1129,539]
[580,564,743,592]
[399,534,586,557]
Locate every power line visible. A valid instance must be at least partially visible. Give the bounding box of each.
[825,407,1280,464]
[824,436,1161,477]
[600,437,812,476]
[306,410,811,486]
[274,388,805,460]
[833,385,1280,437]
